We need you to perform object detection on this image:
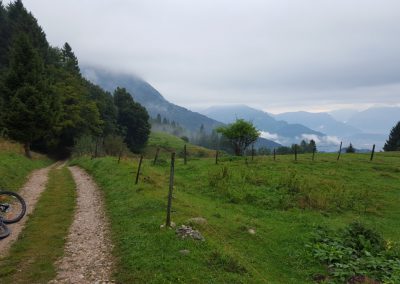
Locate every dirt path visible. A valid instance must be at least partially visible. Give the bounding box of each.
[0,164,53,256]
[50,166,113,283]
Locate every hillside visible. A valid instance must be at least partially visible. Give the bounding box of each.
[72,151,400,283]
[82,67,222,132]
[274,111,362,137]
[202,105,324,138]
[144,131,215,158]
[346,106,400,134]
[0,139,51,190]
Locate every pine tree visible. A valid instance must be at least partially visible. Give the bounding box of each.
[62,42,80,75]
[346,143,356,153]
[5,34,60,158]
[309,139,317,152]
[156,113,162,124]
[114,87,150,152]
[0,1,10,69]
[383,121,400,151]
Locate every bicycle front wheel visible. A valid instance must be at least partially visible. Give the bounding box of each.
[0,222,10,239]
[0,191,26,224]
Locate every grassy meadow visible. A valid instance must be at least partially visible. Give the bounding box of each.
[0,139,51,190]
[144,131,215,159]
[72,150,400,283]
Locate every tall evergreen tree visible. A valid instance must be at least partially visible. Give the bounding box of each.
[383,121,400,151]
[114,87,150,152]
[6,0,49,61]
[0,1,10,69]
[61,42,80,75]
[4,33,60,157]
[346,143,356,153]
[156,113,162,124]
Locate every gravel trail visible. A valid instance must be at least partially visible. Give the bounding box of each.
[50,166,114,284]
[0,164,53,256]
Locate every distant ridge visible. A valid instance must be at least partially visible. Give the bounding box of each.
[82,66,222,132]
[202,105,324,138]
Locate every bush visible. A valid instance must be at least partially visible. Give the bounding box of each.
[308,222,400,283]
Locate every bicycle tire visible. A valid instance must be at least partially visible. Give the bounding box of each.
[0,191,26,224]
[0,222,10,239]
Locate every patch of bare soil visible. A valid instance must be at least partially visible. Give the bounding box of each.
[0,164,53,256]
[49,166,114,284]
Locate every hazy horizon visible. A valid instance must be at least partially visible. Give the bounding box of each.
[8,0,400,113]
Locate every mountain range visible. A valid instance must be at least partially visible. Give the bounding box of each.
[83,67,221,133]
[201,105,324,141]
[83,66,398,152]
[82,67,281,149]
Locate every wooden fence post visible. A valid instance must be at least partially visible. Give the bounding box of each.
[312,148,316,161]
[370,144,376,161]
[135,155,143,185]
[215,150,219,165]
[153,147,160,165]
[184,144,187,165]
[118,147,122,164]
[251,144,254,161]
[273,148,276,161]
[166,152,175,227]
[337,141,343,161]
[294,144,298,161]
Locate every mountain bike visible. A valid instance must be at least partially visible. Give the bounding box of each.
[0,191,26,239]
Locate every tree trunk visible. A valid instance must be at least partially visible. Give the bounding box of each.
[24,142,32,159]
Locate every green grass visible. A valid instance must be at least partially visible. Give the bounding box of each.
[72,151,400,283]
[0,167,76,283]
[144,131,215,159]
[0,139,51,190]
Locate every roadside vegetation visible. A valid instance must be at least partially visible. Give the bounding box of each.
[0,167,76,283]
[0,139,50,190]
[72,151,400,283]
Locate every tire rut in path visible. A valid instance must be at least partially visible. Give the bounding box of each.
[50,166,114,284]
[0,164,53,256]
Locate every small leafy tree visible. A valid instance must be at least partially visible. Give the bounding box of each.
[384,121,400,151]
[346,143,355,153]
[216,119,260,156]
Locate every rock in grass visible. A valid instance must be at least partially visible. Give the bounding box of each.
[176,225,204,241]
[179,249,190,255]
[160,222,176,229]
[187,217,207,225]
[248,228,256,235]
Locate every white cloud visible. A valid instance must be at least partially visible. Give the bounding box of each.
[15,0,400,112]
[260,131,281,143]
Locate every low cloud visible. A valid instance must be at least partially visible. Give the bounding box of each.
[260,131,281,143]
[300,133,341,147]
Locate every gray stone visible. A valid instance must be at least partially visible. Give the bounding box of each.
[179,249,190,255]
[187,217,207,225]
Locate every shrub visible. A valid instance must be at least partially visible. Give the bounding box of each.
[308,222,400,283]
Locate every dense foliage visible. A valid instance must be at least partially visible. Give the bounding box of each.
[217,119,260,156]
[0,0,150,157]
[274,139,317,155]
[309,222,400,283]
[346,143,356,153]
[384,121,400,151]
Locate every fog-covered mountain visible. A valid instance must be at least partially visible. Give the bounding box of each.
[202,105,323,138]
[329,109,359,123]
[274,111,362,137]
[199,105,343,149]
[83,66,222,132]
[82,67,281,149]
[275,107,400,150]
[345,107,400,134]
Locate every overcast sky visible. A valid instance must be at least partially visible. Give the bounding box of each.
[10,0,400,113]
